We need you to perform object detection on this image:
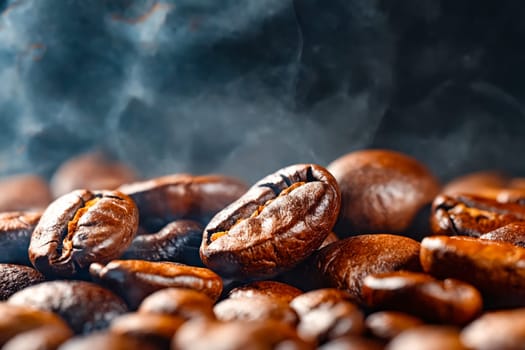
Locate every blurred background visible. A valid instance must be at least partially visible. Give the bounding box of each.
[0,0,524,184]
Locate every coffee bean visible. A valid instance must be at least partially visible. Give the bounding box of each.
[138,288,215,320]
[7,280,128,334]
[228,281,302,304]
[0,211,42,265]
[480,222,525,247]
[290,289,355,316]
[0,264,45,300]
[200,164,341,279]
[0,175,52,212]
[386,326,467,350]
[421,235,525,307]
[442,170,509,197]
[58,332,159,350]
[90,260,223,309]
[461,309,525,350]
[366,311,423,341]
[318,336,384,350]
[362,271,482,325]
[327,149,439,236]
[121,220,204,266]
[2,325,73,350]
[315,234,421,303]
[430,194,525,237]
[118,174,248,228]
[29,190,139,277]
[0,303,70,346]
[173,319,315,350]
[51,151,137,198]
[213,296,299,326]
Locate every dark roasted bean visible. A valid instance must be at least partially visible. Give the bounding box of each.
[366,311,424,341]
[200,164,341,279]
[480,222,525,247]
[0,211,42,265]
[2,325,73,350]
[0,175,52,212]
[327,149,439,236]
[138,288,215,320]
[7,281,128,334]
[29,190,138,278]
[228,281,302,304]
[122,220,204,266]
[58,332,160,350]
[0,264,45,300]
[362,271,482,325]
[386,326,467,350]
[315,234,421,303]
[90,260,223,309]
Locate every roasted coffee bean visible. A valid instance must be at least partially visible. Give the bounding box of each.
[461,309,525,350]
[29,190,139,277]
[0,264,45,300]
[319,232,339,249]
[362,271,482,325]
[318,336,384,350]
[2,325,73,350]
[0,211,42,265]
[430,194,525,237]
[327,149,439,236]
[0,174,52,212]
[386,326,467,350]
[366,311,424,341]
[50,151,137,198]
[480,222,525,247]
[315,234,421,303]
[290,289,355,316]
[228,281,302,304]
[58,332,160,350]
[7,280,128,334]
[138,288,215,320]
[214,296,299,326]
[201,164,341,279]
[0,303,70,346]
[110,313,185,349]
[421,235,525,308]
[118,174,248,228]
[121,220,204,266]
[172,319,315,350]
[90,260,223,309]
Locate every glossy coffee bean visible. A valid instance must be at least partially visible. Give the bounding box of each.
[172,319,315,350]
[228,281,302,304]
[29,190,139,277]
[201,164,341,279]
[327,149,439,236]
[480,222,525,247]
[118,174,248,228]
[318,336,384,350]
[0,174,52,212]
[0,303,70,346]
[386,326,467,350]
[421,235,525,307]
[58,332,160,350]
[0,211,42,265]
[315,234,421,303]
[90,260,223,309]
[138,288,215,320]
[2,325,73,350]
[7,281,128,334]
[213,296,299,326]
[362,271,482,325]
[290,288,355,316]
[0,264,45,300]
[430,194,525,237]
[50,151,137,198]
[461,309,525,350]
[122,220,204,266]
[366,311,424,341]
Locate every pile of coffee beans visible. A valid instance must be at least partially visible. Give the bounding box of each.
[2,149,525,349]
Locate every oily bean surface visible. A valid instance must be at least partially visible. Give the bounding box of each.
[58,333,160,350]
[90,260,223,309]
[327,149,440,236]
[318,336,384,350]
[290,288,355,317]
[29,190,139,278]
[138,288,215,320]
[228,280,302,304]
[421,235,525,308]
[0,264,45,300]
[0,211,42,265]
[362,271,482,325]
[366,311,424,340]
[430,194,525,237]
[2,325,73,350]
[0,175,52,212]
[200,163,341,279]
[386,326,467,350]
[122,220,204,266]
[7,280,128,334]
[479,222,525,247]
[315,234,421,303]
